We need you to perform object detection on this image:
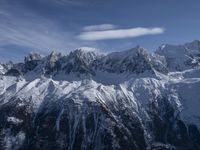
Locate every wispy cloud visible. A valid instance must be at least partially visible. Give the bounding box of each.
[78,27,165,41]
[50,0,96,7]
[83,24,117,31]
[0,1,105,62]
[0,4,86,56]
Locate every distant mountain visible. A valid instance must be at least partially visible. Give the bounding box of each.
[0,41,200,150]
[4,46,168,78]
[156,40,200,71]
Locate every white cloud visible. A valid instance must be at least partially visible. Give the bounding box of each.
[53,0,85,6]
[0,8,86,55]
[0,10,10,16]
[50,0,94,7]
[78,27,165,41]
[83,24,117,31]
[0,3,104,62]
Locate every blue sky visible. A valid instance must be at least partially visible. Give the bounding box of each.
[0,0,200,62]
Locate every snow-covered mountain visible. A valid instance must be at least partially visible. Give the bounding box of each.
[0,41,200,150]
[0,62,13,75]
[156,40,200,71]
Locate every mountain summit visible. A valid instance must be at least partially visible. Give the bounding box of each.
[156,40,200,71]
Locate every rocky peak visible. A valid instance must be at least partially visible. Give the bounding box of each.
[24,52,42,72]
[184,40,200,52]
[61,48,100,75]
[156,41,200,71]
[126,45,146,55]
[94,46,161,74]
[68,47,100,65]
[45,51,62,74]
[0,61,14,75]
[47,51,62,63]
[0,64,5,74]
[24,52,42,63]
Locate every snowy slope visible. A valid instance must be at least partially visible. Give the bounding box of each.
[0,64,5,74]
[0,42,200,150]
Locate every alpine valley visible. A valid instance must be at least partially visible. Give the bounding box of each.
[0,40,200,150]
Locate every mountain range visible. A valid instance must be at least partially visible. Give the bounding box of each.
[0,40,200,150]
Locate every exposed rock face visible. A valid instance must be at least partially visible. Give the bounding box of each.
[0,41,200,150]
[93,46,168,74]
[93,46,153,74]
[0,61,13,75]
[61,48,99,75]
[24,52,42,71]
[156,40,200,71]
[45,51,62,74]
[4,46,168,78]
[0,64,7,75]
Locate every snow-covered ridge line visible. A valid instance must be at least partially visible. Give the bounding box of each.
[156,40,200,71]
[0,41,200,149]
[1,40,200,79]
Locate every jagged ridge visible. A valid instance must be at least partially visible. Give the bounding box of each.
[0,40,200,150]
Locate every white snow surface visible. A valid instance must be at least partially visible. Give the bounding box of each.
[0,64,6,74]
[0,66,200,127]
[1,41,200,130]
